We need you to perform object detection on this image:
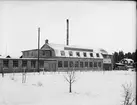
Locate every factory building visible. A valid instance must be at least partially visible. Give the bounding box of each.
[0,39,113,73]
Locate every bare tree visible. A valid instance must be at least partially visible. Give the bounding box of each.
[1,67,4,77]
[64,68,76,93]
[22,67,26,83]
[42,68,45,75]
[121,83,136,105]
[11,67,16,80]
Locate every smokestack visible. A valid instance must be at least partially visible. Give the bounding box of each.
[66,19,69,45]
[37,27,40,72]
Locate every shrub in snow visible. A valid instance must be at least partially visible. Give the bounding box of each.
[121,83,136,105]
[37,81,43,87]
[9,74,14,80]
[11,76,14,80]
[22,73,26,83]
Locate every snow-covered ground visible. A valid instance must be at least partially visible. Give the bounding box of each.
[0,70,136,105]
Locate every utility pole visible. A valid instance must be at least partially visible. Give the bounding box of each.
[66,19,69,46]
[38,27,40,72]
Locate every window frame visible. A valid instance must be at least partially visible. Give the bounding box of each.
[42,50,46,56]
[13,60,18,68]
[96,53,100,57]
[75,61,79,68]
[60,50,65,56]
[31,60,36,68]
[22,60,27,68]
[85,61,88,67]
[98,62,101,67]
[69,51,73,57]
[69,61,74,67]
[64,61,68,68]
[83,52,87,57]
[89,62,93,68]
[58,61,63,68]
[94,62,97,67]
[39,60,44,68]
[90,53,93,57]
[3,60,9,68]
[80,61,84,68]
[76,52,80,57]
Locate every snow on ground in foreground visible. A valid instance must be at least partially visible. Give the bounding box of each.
[0,71,136,105]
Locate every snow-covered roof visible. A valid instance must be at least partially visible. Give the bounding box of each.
[122,58,134,63]
[54,49,103,58]
[42,43,104,59]
[98,48,108,54]
[42,43,102,52]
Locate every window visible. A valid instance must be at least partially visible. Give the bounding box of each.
[42,51,46,56]
[124,60,128,64]
[31,52,33,56]
[13,60,18,68]
[69,51,73,56]
[22,60,27,67]
[96,53,100,57]
[60,51,65,56]
[98,62,101,67]
[94,62,97,67]
[31,60,36,68]
[121,60,124,64]
[3,60,9,68]
[89,62,93,67]
[64,61,68,67]
[45,50,52,57]
[24,52,27,56]
[130,61,133,64]
[83,52,87,57]
[39,60,44,68]
[58,61,63,67]
[27,52,29,56]
[106,55,109,58]
[69,61,74,67]
[76,52,80,57]
[90,53,93,57]
[80,62,84,68]
[75,61,79,67]
[85,62,88,67]
[24,52,26,56]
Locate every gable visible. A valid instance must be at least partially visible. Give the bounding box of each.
[41,44,53,50]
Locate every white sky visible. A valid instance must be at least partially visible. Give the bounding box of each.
[0,1,136,57]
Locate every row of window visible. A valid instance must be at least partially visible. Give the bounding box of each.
[2,60,102,69]
[58,60,102,68]
[24,50,52,57]
[3,60,44,68]
[60,50,100,58]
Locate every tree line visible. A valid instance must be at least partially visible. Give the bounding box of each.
[113,49,137,64]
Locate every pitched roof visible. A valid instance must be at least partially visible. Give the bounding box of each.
[41,43,104,58]
[41,43,101,52]
[122,58,134,63]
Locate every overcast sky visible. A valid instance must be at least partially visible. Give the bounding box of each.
[0,1,136,57]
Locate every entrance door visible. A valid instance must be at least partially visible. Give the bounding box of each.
[44,61,56,71]
[44,61,50,71]
[49,61,56,71]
